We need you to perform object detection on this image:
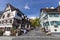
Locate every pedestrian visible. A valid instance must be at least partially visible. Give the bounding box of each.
[44,27,48,33]
[46,29,52,35]
[23,28,27,34]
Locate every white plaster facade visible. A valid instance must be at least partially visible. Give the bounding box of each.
[0,4,24,35]
[0,4,31,36]
[0,5,18,28]
[40,6,60,33]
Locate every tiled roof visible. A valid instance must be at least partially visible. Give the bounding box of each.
[40,6,60,13]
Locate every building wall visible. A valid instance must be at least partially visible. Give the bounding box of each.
[14,11,22,20]
[0,4,31,31]
[40,11,60,32]
[47,14,60,32]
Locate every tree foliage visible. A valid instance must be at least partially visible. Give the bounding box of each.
[30,18,40,27]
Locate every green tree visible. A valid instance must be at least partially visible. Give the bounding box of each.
[30,18,40,27]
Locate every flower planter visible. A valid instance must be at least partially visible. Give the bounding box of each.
[0,30,4,36]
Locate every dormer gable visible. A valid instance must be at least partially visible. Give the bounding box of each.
[4,3,16,12]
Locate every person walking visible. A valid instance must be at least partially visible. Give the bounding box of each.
[23,28,27,34]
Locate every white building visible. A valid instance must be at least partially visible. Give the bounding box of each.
[0,3,31,36]
[40,2,60,33]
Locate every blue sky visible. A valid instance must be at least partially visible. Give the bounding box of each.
[0,0,60,19]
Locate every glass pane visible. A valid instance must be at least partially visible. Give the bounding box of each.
[5,27,11,31]
[49,14,59,17]
[50,21,60,25]
[43,22,49,26]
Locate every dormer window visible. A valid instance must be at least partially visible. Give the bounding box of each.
[7,14,10,17]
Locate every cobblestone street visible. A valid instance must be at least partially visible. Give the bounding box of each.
[0,28,60,40]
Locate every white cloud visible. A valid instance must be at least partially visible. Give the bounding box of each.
[24,4,30,10]
[28,16,36,19]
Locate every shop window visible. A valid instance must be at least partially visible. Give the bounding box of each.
[5,27,11,31]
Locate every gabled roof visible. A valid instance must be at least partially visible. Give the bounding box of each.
[4,3,24,15]
[4,3,17,11]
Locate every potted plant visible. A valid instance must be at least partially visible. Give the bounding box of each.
[0,30,4,36]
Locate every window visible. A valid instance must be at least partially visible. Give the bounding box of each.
[56,21,60,25]
[10,20,12,23]
[6,9,10,11]
[50,21,60,26]
[43,22,49,26]
[2,15,5,19]
[54,25,58,28]
[46,22,49,26]
[45,15,48,18]
[51,21,57,25]
[7,14,10,17]
[54,14,59,17]
[17,13,21,17]
[5,27,11,31]
[43,15,48,20]
[49,13,59,17]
